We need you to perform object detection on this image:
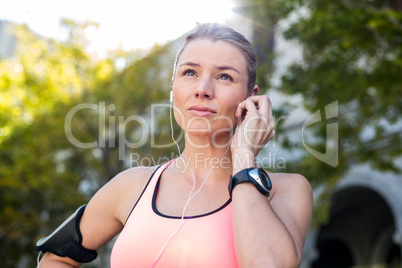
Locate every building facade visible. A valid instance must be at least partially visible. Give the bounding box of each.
[302,162,402,267]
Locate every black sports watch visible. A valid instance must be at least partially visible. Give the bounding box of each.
[229,168,272,197]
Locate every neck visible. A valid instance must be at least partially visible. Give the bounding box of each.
[174,132,233,180]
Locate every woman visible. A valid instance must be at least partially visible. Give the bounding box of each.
[37,23,313,267]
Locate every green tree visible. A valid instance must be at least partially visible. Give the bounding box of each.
[0,20,94,266]
[239,0,402,224]
[0,19,177,267]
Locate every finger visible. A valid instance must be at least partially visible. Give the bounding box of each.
[236,98,259,117]
[235,96,265,117]
[252,96,274,133]
[255,95,270,117]
[267,97,273,123]
[267,129,275,141]
[242,95,270,116]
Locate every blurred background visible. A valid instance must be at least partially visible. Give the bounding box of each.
[1,0,401,267]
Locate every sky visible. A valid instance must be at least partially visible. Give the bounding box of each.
[0,0,236,56]
[0,0,302,93]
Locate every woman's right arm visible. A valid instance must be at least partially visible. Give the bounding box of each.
[38,166,155,267]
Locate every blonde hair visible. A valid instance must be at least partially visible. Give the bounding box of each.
[173,23,257,92]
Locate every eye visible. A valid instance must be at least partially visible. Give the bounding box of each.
[219,73,233,81]
[183,69,196,76]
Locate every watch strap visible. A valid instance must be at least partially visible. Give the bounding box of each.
[229,168,271,197]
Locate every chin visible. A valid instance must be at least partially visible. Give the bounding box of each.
[185,128,213,136]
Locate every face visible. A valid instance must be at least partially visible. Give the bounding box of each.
[171,39,255,142]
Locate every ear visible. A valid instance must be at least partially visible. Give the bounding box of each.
[249,85,259,97]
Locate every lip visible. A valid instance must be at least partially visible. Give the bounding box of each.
[188,105,217,117]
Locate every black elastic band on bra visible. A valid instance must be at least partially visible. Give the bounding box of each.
[152,172,232,219]
[124,165,162,224]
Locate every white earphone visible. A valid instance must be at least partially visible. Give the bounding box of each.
[153,89,232,267]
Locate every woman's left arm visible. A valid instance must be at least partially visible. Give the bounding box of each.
[231,95,313,268]
[231,172,313,268]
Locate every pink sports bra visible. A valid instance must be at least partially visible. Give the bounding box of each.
[110,160,238,267]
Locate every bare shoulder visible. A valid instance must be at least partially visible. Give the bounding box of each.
[268,172,312,199]
[111,165,158,190]
[267,172,313,243]
[85,165,159,225]
[98,165,158,199]
[105,166,159,222]
[76,165,161,251]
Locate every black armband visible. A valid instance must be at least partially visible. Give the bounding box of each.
[35,204,97,263]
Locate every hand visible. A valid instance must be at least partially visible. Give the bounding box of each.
[230,95,275,168]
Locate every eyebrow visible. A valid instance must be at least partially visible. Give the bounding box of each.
[179,61,200,68]
[179,61,241,74]
[216,65,240,74]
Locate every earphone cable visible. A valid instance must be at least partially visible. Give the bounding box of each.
[152,99,234,267]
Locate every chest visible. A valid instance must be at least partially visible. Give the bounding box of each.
[111,197,237,267]
[156,172,231,218]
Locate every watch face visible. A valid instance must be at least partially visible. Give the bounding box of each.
[249,168,272,192]
[259,169,272,190]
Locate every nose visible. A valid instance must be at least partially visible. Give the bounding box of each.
[194,78,214,100]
